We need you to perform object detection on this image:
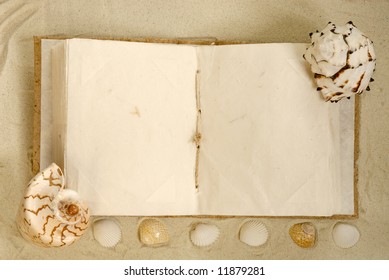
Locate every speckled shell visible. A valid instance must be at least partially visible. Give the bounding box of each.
[17,163,90,247]
[93,218,122,248]
[190,223,220,247]
[304,21,376,102]
[138,218,169,246]
[239,220,268,247]
[289,222,316,248]
[332,222,360,249]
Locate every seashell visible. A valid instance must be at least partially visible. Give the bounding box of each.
[190,223,220,247]
[304,21,376,102]
[239,220,268,246]
[17,163,90,247]
[332,222,360,248]
[93,218,122,248]
[289,222,316,248]
[138,218,169,246]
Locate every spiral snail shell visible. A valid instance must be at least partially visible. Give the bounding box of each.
[304,21,376,102]
[17,163,90,247]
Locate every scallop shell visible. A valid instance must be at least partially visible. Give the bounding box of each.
[289,222,316,248]
[93,219,122,248]
[239,220,268,246]
[190,223,220,247]
[332,222,360,249]
[17,163,90,247]
[304,21,376,102]
[138,218,169,246]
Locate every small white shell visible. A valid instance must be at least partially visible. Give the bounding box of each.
[138,218,169,246]
[93,219,122,248]
[332,222,360,249]
[190,223,220,247]
[304,21,376,102]
[239,220,268,246]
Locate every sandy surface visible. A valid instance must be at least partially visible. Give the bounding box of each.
[0,0,388,259]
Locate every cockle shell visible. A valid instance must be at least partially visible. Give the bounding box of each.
[332,222,360,249]
[190,223,220,247]
[17,163,90,247]
[289,222,316,248]
[304,21,376,102]
[93,218,122,248]
[239,220,268,246]
[138,218,169,246]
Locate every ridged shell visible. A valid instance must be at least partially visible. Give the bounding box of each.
[239,220,268,246]
[289,222,316,248]
[93,219,122,248]
[17,163,90,247]
[190,223,220,247]
[332,222,360,249]
[304,21,376,102]
[138,218,169,246]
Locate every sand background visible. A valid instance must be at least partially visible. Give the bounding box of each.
[0,0,388,259]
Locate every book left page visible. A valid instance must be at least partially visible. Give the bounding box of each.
[54,39,199,215]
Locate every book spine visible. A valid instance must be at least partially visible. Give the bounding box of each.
[194,69,201,191]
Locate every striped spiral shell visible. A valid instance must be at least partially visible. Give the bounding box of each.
[304,21,376,102]
[17,163,90,247]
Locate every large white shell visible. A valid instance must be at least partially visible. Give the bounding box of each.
[17,163,90,247]
[304,22,376,102]
[332,222,360,249]
[239,220,268,246]
[190,223,220,247]
[138,218,169,246]
[93,219,122,248]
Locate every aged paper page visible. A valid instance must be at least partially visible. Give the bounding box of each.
[61,39,198,215]
[197,43,354,216]
[40,40,63,168]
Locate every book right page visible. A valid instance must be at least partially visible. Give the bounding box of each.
[197,43,355,216]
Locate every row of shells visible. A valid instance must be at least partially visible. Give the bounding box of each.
[92,218,360,249]
[18,164,360,250]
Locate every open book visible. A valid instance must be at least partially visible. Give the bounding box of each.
[37,38,357,217]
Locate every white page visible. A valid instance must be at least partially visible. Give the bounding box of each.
[197,44,355,216]
[62,39,198,215]
[40,40,64,168]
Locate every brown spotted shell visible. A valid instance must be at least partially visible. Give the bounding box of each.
[289,222,316,248]
[17,163,90,247]
[304,22,376,102]
[138,218,169,246]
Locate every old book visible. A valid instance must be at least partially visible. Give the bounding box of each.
[36,37,357,217]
